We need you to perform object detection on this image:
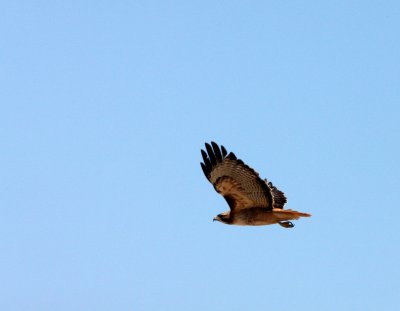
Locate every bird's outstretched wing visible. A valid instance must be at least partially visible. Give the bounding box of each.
[200,142,287,211]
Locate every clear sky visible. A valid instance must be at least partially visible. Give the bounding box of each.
[1,1,399,310]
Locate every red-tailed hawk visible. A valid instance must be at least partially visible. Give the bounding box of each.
[200,142,311,228]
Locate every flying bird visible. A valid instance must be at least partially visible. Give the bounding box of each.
[200,142,311,228]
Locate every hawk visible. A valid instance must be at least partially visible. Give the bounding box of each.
[200,142,311,228]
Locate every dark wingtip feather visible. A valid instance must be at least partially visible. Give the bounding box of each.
[200,163,208,177]
[201,149,209,163]
[221,145,227,158]
[227,152,237,160]
[201,149,212,171]
[211,141,223,162]
[205,143,217,165]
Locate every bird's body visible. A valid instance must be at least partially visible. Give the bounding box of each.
[200,142,311,228]
[220,208,310,227]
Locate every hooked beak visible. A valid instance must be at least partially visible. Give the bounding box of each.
[213,217,219,222]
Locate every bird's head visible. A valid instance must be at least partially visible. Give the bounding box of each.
[213,211,231,224]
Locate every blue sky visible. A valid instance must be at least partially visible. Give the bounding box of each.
[1,1,399,310]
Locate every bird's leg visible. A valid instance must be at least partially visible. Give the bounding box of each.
[278,221,294,228]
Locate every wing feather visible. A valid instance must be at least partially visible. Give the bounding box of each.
[201,150,211,170]
[221,145,228,158]
[211,141,223,162]
[205,143,217,166]
[227,152,237,160]
[200,142,286,211]
[266,180,287,209]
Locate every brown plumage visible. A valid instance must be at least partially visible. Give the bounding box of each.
[200,142,311,228]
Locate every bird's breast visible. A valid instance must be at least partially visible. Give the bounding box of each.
[231,208,279,226]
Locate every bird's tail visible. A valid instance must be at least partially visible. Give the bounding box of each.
[272,209,311,220]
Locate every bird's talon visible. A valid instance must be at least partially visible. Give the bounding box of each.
[279,221,294,228]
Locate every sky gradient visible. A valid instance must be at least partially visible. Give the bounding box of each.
[1,1,400,310]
